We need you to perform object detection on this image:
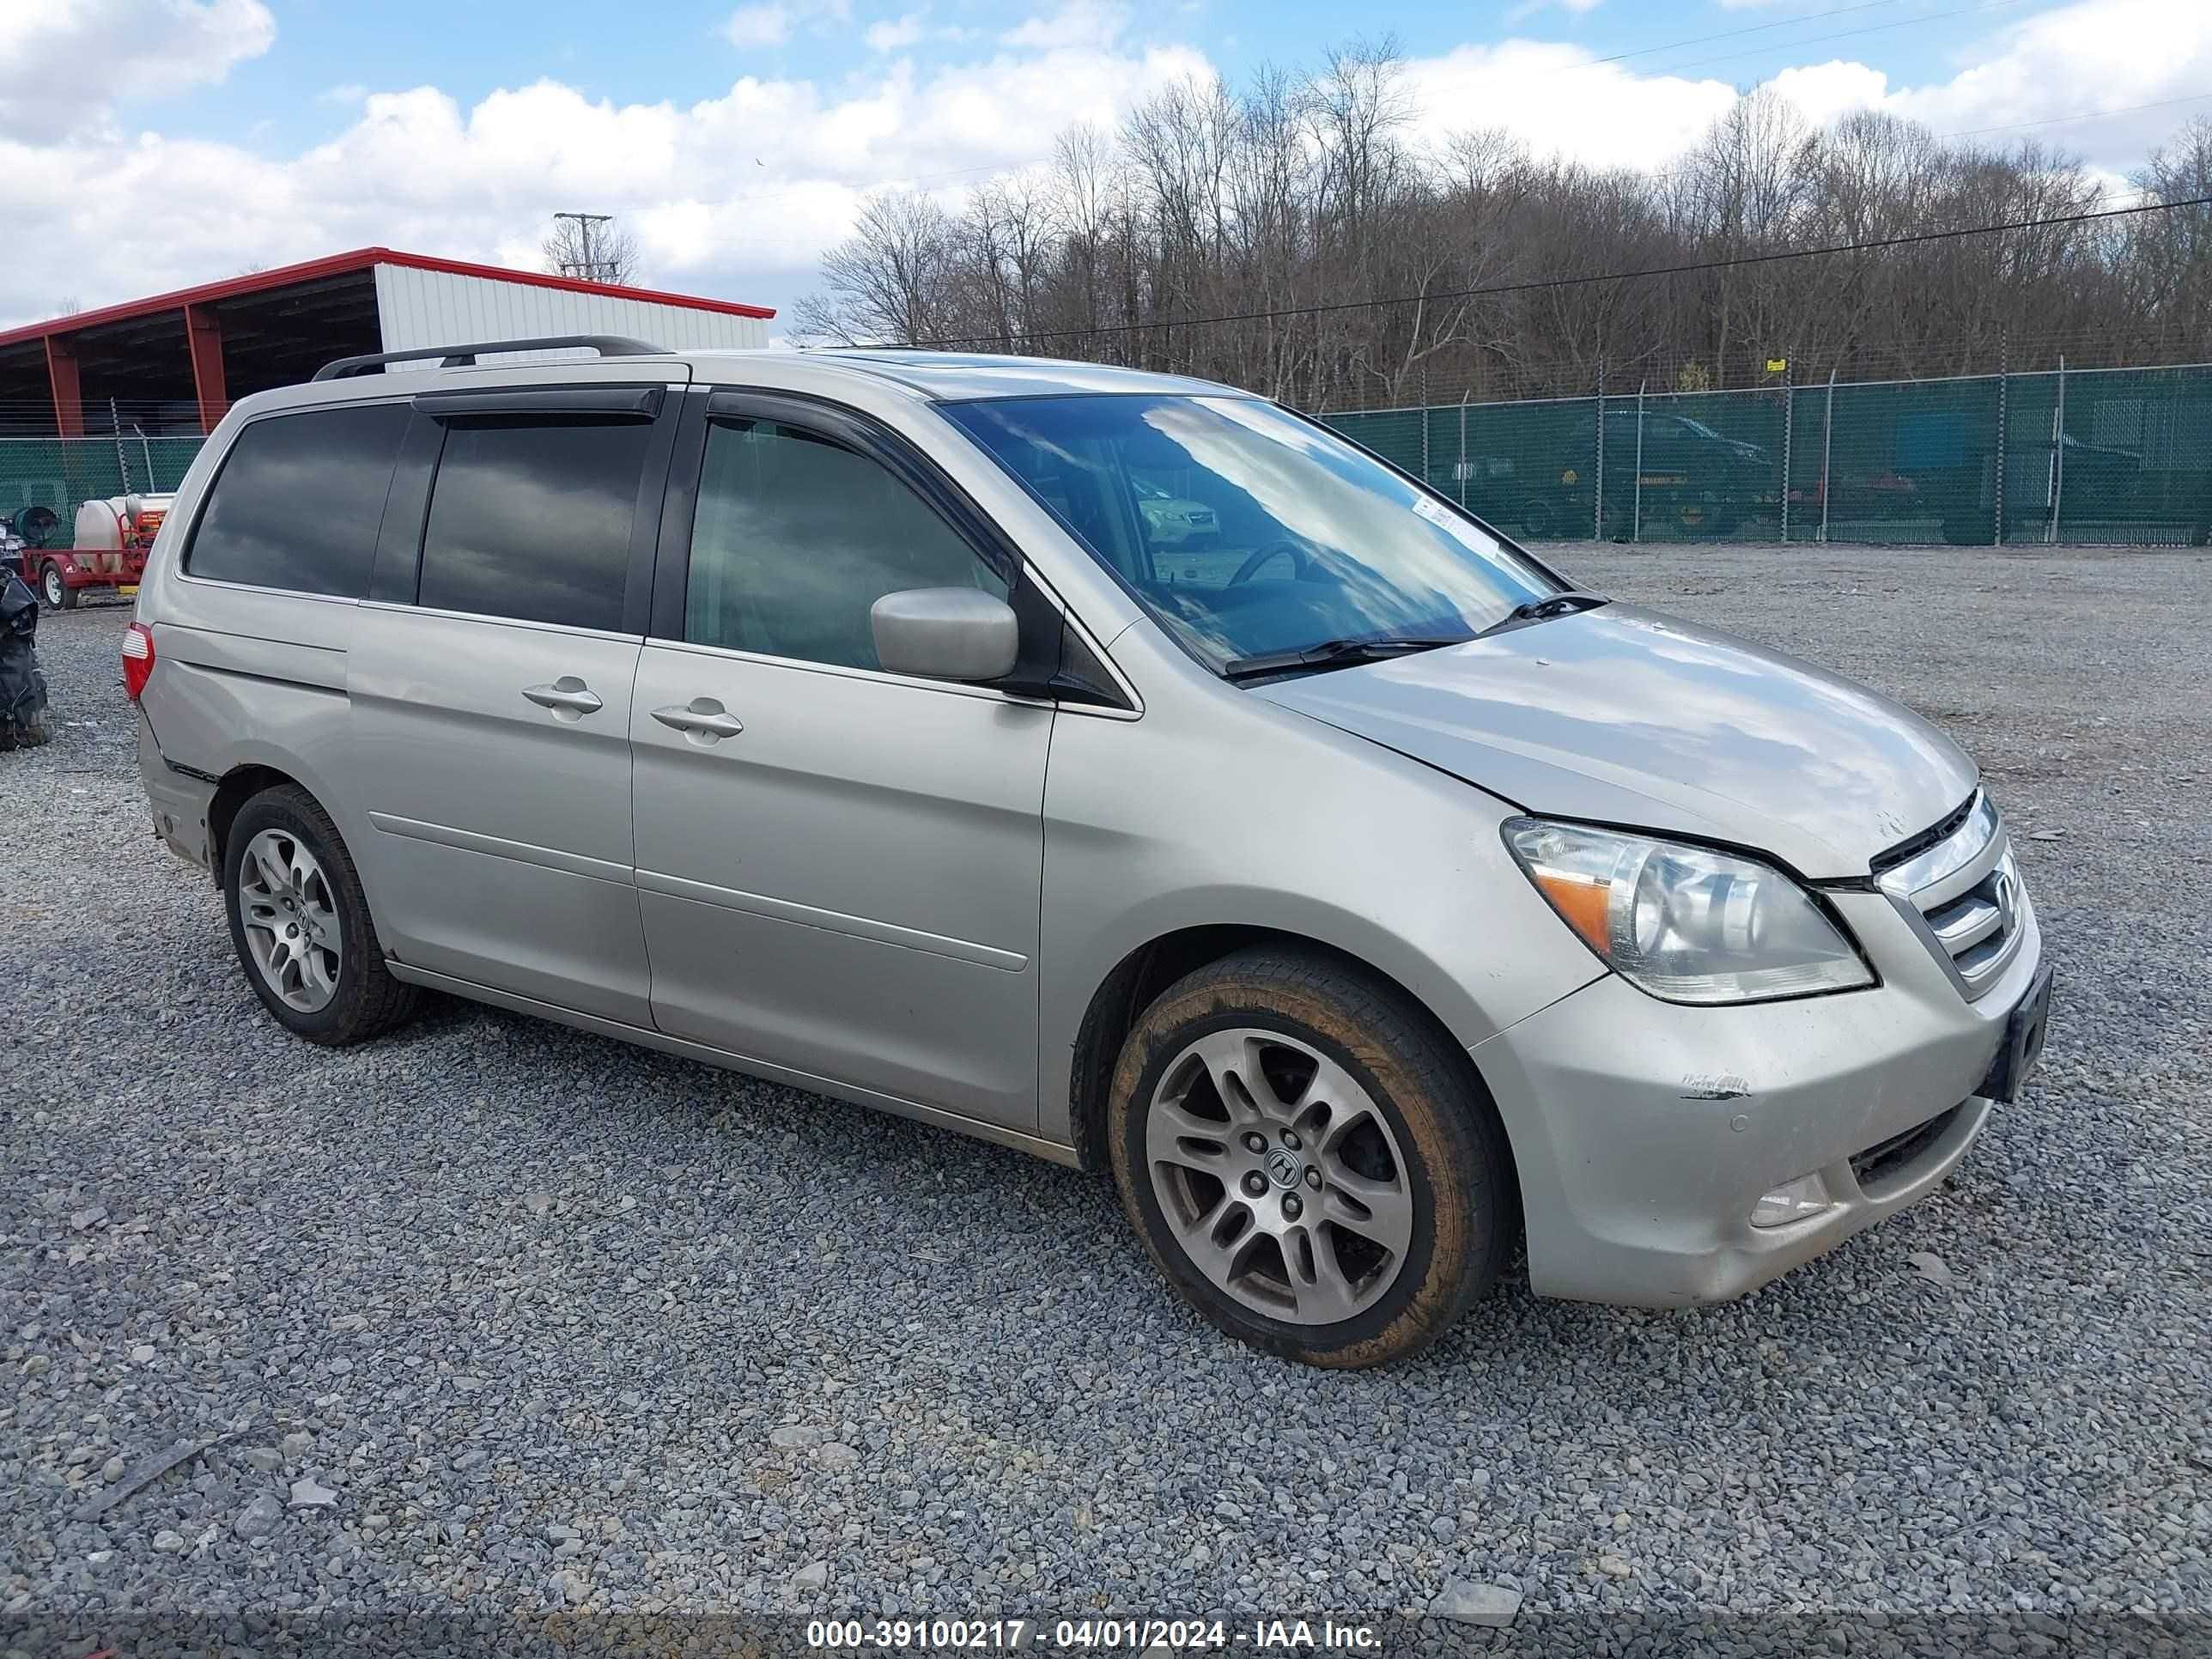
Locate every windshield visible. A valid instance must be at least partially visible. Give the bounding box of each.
[941,394,1555,673]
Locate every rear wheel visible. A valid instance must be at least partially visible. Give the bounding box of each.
[1107,948,1515,1368]
[39,562,75,610]
[222,785,419,1045]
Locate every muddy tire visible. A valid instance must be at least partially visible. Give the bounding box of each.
[1108,947,1516,1368]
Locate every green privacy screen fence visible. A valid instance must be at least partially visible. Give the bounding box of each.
[1322,362,2212,548]
[3,362,2209,553]
[0,434,204,548]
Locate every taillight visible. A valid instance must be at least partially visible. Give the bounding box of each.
[121,623,155,701]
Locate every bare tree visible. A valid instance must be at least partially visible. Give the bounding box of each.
[543,214,640,285]
[789,191,959,343]
[2124,116,2212,358]
[791,42,2209,406]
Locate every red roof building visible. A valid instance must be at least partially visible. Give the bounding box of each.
[0,246,775,437]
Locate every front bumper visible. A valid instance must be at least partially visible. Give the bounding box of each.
[1470,884,2042,1308]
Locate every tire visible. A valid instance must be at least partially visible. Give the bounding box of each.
[1107,947,1516,1368]
[40,563,76,610]
[11,707,48,748]
[1518,498,1555,539]
[222,784,420,1046]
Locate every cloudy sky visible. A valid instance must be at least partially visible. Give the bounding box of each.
[3,0,2209,331]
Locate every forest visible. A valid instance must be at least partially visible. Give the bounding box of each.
[793,42,2212,411]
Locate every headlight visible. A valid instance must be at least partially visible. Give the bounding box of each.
[1504,818,1874,1005]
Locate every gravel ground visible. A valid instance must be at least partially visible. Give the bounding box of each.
[3,547,2208,1651]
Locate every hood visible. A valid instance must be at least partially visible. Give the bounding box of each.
[1253,604,1976,879]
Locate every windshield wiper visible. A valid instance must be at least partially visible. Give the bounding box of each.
[1220,635,1470,681]
[1475,589,1609,638]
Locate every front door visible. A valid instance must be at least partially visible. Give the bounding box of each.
[349,388,674,1026]
[629,398,1050,1127]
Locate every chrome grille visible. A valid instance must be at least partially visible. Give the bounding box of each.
[1875,792,2026,1001]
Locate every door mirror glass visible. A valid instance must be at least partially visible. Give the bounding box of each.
[871,587,1018,683]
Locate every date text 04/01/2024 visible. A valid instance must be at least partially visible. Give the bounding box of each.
[805,1617,1384,1650]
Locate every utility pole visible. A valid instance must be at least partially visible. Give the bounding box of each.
[552,211,616,281]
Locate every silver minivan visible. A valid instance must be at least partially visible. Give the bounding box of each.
[130,337,2051,1367]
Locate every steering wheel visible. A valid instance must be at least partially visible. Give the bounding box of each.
[1228,540,1318,586]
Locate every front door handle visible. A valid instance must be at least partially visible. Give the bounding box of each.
[521,677,604,720]
[652,699,745,741]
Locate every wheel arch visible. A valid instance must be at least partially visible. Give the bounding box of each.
[207,762,304,881]
[1064,924,1517,1202]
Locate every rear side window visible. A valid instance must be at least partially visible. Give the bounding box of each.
[185,404,409,595]
[416,417,652,631]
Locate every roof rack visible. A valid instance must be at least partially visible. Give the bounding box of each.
[311,335,666,382]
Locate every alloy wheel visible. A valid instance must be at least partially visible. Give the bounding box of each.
[235,828,343,1012]
[1146,1028,1415,1326]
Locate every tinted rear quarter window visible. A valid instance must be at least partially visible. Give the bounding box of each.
[416,417,650,631]
[185,403,410,595]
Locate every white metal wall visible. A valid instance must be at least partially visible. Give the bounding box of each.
[372,264,770,368]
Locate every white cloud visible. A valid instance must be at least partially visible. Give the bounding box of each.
[7,0,2208,337]
[1401,40,1738,173]
[0,0,272,129]
[721,4,793,47]
[1762,59,1892,131]
[1747,0,2212,165]
[1403,0,2212,176]
[1000,1,1127,52]
[721,0,854,49]
[865,10,928,52]
[1883,0,2212,151]
[0,2,1207,331]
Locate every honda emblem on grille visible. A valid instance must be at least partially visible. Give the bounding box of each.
[1992,868,2018,935]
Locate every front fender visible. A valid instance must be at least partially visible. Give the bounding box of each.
[1035,686,1603,1148]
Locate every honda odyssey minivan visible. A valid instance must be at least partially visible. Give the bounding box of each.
[130,337,2051,1367]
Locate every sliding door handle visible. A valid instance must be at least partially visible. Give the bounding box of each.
[652,700,745,740]
[521,678,604,719]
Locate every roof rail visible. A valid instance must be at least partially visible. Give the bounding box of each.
[311,335,666,381]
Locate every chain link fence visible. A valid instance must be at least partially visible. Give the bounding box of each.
[1322,361,2212,548]
[3,362,2209,552]
[0,434,204,548]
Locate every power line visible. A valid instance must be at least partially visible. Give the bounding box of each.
[1564,0,1916,73]
[1589,0,2028,84]
[900,193,2212,349]
[568,1,2013,237]
[1936,91,2212,142]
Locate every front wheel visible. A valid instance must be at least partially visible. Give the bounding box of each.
[40,563,76,610]
[222,784,420,1045]
[1108,948,1516,1367]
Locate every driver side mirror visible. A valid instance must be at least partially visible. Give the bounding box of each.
[871,587,1020,683]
